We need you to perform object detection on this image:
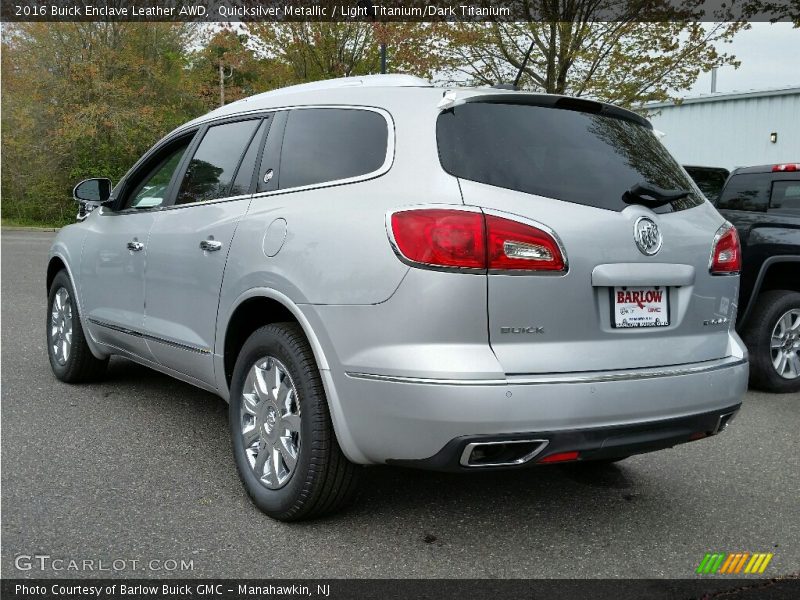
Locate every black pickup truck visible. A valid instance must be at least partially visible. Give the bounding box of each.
[714,163,800,393]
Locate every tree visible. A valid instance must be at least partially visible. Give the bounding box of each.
[247,23,446,83]
[1,23,202,224]
[437,1,748,106]
[189,26,289,110]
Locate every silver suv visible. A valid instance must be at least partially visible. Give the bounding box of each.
[47,75,748,520]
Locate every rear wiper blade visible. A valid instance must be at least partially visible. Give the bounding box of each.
[623,182,690,208]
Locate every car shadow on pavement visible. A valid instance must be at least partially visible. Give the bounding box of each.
[99,356,656,528]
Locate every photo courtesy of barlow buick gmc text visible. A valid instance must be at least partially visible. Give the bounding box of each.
[1,2,799,599]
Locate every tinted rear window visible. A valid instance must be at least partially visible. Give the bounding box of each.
[437,103,703,213]
[717,173,772,212]
[279,108,388,189]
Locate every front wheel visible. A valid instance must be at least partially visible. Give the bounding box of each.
[47,270,108,383]
[229,323,360,521]
[743,290,800,393]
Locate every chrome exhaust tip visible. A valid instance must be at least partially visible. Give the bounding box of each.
[713,410,738,435]
[460,439,550,468]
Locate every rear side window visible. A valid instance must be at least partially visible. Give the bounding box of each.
[177,119,260,205]
[229,119,268,197]
[279,108,388,189]
[717,174,772,212]
[437,103,703,213]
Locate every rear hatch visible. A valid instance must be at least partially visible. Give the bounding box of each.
[437,96,738,374]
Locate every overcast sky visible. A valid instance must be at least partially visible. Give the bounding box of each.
[687,22,800,95]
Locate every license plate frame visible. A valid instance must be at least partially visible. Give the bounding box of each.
[611,286,670,329]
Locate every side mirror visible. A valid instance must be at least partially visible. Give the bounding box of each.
[73,178,112,203]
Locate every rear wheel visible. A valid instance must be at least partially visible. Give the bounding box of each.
[229,322,360,521]
[743,290,800,393]
[47,270,108,383]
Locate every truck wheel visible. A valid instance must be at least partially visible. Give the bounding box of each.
[47,270,108,383]
[742,290,800,393]
[228,322,360,521]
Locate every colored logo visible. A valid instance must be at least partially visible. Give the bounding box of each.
[696,552,774,574]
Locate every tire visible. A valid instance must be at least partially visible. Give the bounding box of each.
[742,290,800,393]
[229,322,360,521]
[47,270,108,383]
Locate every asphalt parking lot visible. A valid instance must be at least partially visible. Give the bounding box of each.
[2,229,799,579]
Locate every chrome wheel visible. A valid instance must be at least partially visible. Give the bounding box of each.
[240,356,301,490]
[50,287,73,366]
[771,309,800,379]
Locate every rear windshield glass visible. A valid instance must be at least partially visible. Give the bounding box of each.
[717,173,772,212]
[437,102,703,213]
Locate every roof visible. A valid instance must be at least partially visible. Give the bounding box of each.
[181,74,436,129]
[229,74,433,105]
[732,163,800,175]
[181,74,649,132]
[645,85,800,109]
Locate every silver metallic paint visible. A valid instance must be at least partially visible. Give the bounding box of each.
[48,78,749,466]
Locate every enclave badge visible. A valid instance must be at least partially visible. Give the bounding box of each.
[633,217,663,256]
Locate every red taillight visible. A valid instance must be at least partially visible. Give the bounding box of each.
[710,223,741,275]
[389,208,566,272]
[772,163,799,172]
[538,451,580,464]
[486,214,566,271]
[390,209,486,269]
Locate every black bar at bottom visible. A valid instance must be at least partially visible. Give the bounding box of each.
[2,578,800,600]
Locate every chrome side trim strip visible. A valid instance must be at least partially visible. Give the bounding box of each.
[345,356,747,386]
[88,319,210,355]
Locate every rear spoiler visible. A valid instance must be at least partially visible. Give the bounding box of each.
[437,90,651,129]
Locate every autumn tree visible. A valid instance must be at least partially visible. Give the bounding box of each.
[1,23,202,224]
[247,22,447,83]
[189,26,291,110]
[437,1,748,106]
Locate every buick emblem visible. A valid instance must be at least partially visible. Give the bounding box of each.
[633,217,662,256]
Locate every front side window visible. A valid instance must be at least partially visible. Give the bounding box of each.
[177,119,260,205]
[124,142,189,210]
[279,108,388,190]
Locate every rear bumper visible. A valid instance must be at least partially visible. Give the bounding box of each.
[389,405,741,471]
[326,354,748,465]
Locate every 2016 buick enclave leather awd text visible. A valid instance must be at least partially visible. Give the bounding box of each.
[47,75,748,520]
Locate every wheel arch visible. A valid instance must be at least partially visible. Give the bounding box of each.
[46,255,68,293]
[218,289,368,464]
[220,288,331,394]
[46,252,109,361]
[740,256,800,327]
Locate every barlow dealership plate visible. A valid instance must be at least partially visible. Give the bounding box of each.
[613,286,669,328]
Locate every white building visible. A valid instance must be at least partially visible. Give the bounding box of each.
[645,86,800,171]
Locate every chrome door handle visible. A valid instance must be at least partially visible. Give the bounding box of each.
[199,240,223,252]
[127,241,144,252]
